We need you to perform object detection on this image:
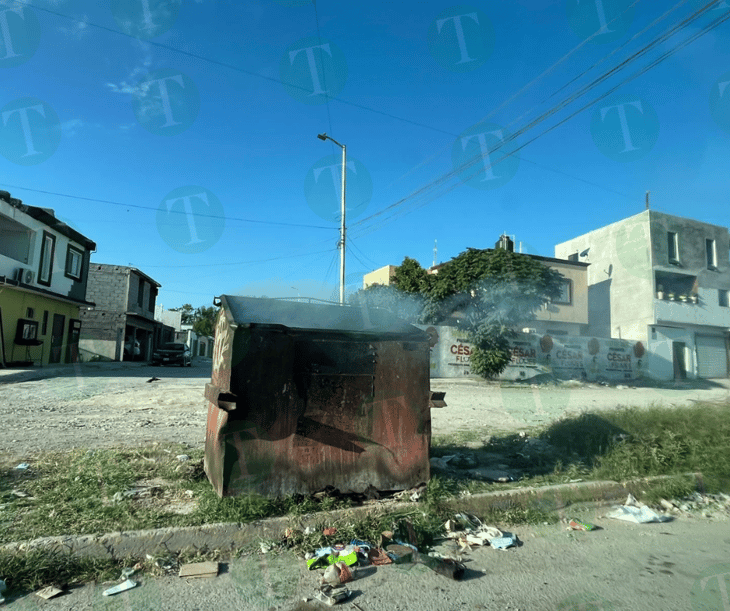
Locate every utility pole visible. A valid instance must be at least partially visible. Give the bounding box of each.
[317,133,347,304]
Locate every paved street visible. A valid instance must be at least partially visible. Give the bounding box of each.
[6,511,730,610]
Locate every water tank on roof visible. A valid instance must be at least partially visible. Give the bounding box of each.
[495,235,514,251]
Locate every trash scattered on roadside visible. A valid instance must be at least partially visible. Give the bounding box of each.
[660,499,676,511]
[321,561,353,586]
[568,519,598,531]
[14,463,29,471]
[304,526,315,535]
[146,377,160,383]
[367,547,392,565]
[0,578,6,603]
[315,584,350,606]
[418,556,466,580]
[608,505,671,523]
[489,533,518,549]
[386,544,415,564]
[35,586,64,600]
[120,568,137,579]
[260,541,275,553]
[323,527,337,536]
[178,562,219,579]
[608,495,671,523]
[102,579,138,596]
[176,454,190,462]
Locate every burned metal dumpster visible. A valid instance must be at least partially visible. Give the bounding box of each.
[204,295,432,498]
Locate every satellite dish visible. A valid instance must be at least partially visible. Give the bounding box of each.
[580,248,590,257]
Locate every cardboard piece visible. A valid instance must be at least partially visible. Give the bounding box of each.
[178,562,219,578]
[35,586,64,600]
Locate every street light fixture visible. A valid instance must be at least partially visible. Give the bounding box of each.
[317,132,346,305]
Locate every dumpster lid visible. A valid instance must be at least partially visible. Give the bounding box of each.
[218,295,429,339]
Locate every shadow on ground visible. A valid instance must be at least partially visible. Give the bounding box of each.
[431,412,630,483]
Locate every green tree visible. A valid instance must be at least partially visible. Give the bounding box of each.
[170,303,195,325]
[192,306,218,337]
[392,248,564,378]
[170,304,219,337]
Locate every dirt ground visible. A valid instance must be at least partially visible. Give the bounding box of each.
[0,360,728,460]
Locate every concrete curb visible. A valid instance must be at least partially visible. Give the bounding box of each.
[0,473,703,561]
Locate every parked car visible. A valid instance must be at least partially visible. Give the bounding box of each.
[151,343,192,367]
[123,337,140,360]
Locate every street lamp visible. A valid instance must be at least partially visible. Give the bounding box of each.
[317,132,346,305]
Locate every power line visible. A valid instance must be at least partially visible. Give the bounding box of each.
[141,247,336,268]
[20,0,658,217]
[350,1,722,238]
[0,182,333,230]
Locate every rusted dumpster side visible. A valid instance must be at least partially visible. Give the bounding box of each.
[203,296,432,498]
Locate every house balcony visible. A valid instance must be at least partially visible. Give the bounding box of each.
[655,294,730,328]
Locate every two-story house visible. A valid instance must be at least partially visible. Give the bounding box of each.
[555,210,730,380]
[79,264,162,361]
[0,191,96,367]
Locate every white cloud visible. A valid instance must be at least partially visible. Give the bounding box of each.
[60,118,83,136]
[57,14,89,40]
[106,51,154,95]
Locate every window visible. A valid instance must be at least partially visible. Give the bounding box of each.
[667,231,679,263]
[137,277,144,307]
[38,231,56,286]
[720,290,729,308]
[149,286,157,312]
[554,279,572,305]
[65,245,83,280]
[706,239,717,270]
[42,310,49,335]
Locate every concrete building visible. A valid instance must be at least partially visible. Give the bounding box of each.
[79,264,164,361]
[154,305,183,332]
[0,191,96,367]
[363,265,397,289]
[555,210,730,380]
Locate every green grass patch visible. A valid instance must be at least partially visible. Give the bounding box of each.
[0,548,123,594]
[429,400,730,502]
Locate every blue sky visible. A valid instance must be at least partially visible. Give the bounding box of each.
[1,0,729,309]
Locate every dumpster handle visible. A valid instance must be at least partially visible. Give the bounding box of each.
[205,383,237,411]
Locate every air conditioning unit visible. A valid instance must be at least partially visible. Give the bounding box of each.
[14,267,34,284]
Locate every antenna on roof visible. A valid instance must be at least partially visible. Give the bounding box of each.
[433,239,437,267]
[645,191,650,210]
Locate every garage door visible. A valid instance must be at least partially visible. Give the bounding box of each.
[696,335,728,378]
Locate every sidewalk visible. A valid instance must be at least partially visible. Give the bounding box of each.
[0,360,147,384]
